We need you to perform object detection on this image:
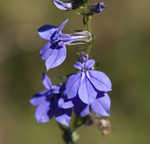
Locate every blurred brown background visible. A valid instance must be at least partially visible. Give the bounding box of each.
[0,0,150,144]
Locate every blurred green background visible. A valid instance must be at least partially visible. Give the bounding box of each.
[0,0,150,144]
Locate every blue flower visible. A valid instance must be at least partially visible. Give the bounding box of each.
[38,19,91,70]
[91,2,105,14]
[64,56,112,104]
[30,73,72,126]
[72,92,111,117]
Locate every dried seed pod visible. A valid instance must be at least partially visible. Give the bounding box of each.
[88,112,111,135]
[98,118,111,135]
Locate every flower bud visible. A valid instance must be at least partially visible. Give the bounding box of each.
[91,2,105,14]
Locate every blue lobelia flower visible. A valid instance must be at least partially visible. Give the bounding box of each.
[64,55,112,104]
[72,92,111,117]
[91,2,105,14]
[38,19,91,70]
[30,73,72,126]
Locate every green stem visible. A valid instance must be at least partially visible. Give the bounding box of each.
[87,16,92,55]
[83,15,93,55]
[86,16,92,33]
[58,123,75,144]
[58,115,87,144]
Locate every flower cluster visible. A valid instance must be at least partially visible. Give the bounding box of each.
[30,0,111,128]
[30,54,111,126]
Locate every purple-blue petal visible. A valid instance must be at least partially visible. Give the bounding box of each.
[40,42,52,60]
[38,24,57,40]
[91,93,111,117]
[74,61,83,70]
[31,96,50,123]
[45,44,66,70]
[53,0,72,11]
[30,90,49,105]
[57,19,69,33]
[64,72,82,99]
[30,91,47,105]
[58,98,74,109]
[88,70,112,92]
[78,73,97,104]
[55,114,71,126]
[42,73,52,90]
[55,106,72,126]
[85,59,95,69]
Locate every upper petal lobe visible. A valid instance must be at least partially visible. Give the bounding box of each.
[85,59,95,69]
[38,24,57,40]
[40,42,52,60]
[42,73,52,90]
[74,61,83,70]
[88,70,112,92]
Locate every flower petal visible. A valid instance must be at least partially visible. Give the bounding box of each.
[55,107,72,126]
[78,73,97,104]
[42,73,52,89]
[57,19,69,33]
[30,90,50,105]
[64,72,82,99]
[45,44,66,70]
[88,70,112,92]
[38,24,57,40]
[85,59,95,69]
[58,98,74,109]
[40,42,52,60]
[74,61,83,70]
[55,114,71,126]
[53,0,72,11]
[31,96,50,123]
[30,91,48,106]
[91,93,111,117]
